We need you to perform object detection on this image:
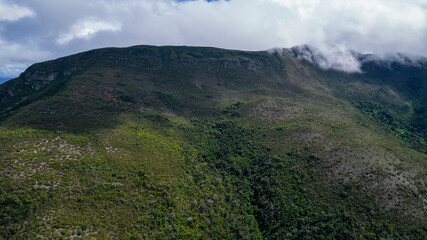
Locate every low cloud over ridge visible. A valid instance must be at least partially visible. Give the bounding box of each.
[285,44,362,73]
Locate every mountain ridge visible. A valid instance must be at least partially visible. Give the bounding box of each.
[0,45,425,239]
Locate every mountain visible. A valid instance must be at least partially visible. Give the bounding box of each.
[0,45,426,239]
[0,78,14,85]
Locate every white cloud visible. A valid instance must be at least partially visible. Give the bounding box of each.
[270,0,321,20]
[287,44,362,73]
[1,0,427,76]
[0,1,35,21]
[57,18,122,45]
[0,38,50,77]
[0,63,28,77]
[97,0,426,55]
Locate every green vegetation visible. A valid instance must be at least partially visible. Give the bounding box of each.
[0,45,425,239]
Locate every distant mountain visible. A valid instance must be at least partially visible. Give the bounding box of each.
[0,45,425,239]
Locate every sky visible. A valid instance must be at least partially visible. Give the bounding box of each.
[0,0,427,77]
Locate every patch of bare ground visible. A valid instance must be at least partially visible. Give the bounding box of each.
[1,136,93,189]
[245,98,315,121]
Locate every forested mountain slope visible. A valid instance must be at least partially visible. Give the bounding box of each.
[0,45,425,239]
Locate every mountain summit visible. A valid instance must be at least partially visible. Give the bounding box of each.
[0,45,426,239]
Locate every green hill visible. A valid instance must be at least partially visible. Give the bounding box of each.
[0,45,426,239]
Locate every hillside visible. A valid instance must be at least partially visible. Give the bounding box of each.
[0,45,426,239]
[0,78,12,85]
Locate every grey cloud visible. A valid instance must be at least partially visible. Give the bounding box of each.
[0,0,427,77]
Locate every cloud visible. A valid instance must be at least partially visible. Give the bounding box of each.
[0,38,51,77]
[57,18,122,45]
[0,1,35,22]
[0,0,427,76]
[0,63,29,77]
[286,44,362,73]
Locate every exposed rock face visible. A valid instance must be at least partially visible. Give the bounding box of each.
[23,71,58,90]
